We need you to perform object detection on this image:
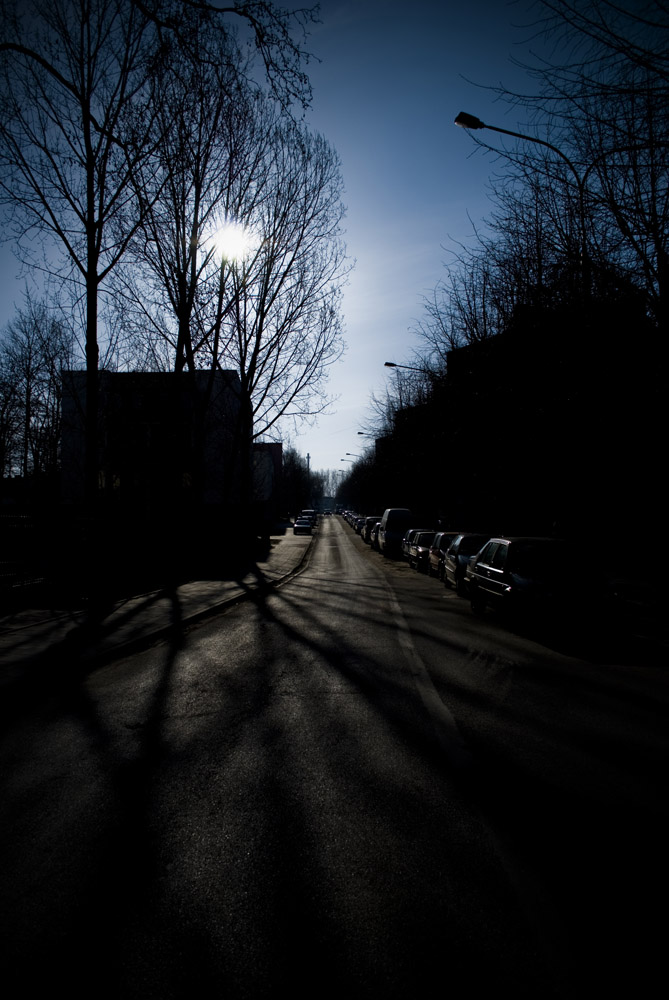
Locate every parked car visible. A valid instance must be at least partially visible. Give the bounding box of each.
[443,532,491,594]
[427,531,460,579]
[370,522,381,550]
[401,527,433,561]
[293,517,313,536]
[408,531,437,572]
[301,509,318,526]
[468,536,569,617]
[378,508,413,557]
[361,516,383,544]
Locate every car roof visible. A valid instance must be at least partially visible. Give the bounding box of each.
[486,536,562,544]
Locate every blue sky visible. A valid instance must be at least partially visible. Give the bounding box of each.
[291,0,538,472]
[0,0,537,474]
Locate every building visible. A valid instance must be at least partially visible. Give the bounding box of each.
[60,369,251,581]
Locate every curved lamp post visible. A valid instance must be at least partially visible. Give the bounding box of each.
[454,111,589,293]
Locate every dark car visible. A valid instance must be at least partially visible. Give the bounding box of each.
[370,521,381,550]
[468,536,569,616]
[361,516,383,544]
[378,508,414,557]
[443,532,491,595]
[293,517,312,536]
[427,531,460,580]
[408,531,436,572]
[401,527,433,561]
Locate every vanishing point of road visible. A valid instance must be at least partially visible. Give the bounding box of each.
[1,515,667,998]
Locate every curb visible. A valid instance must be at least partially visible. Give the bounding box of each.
[0,535,315,684]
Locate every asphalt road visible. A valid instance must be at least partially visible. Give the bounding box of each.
[1,516,667,998]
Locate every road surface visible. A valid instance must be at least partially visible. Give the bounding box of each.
[1,515,667,998]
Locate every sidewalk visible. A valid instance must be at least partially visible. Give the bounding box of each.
[0,531,313,682]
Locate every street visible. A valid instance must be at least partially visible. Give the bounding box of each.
[1,515,667,998]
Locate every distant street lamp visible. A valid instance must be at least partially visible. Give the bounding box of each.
[345,452,360,457]
[340,458,353,462]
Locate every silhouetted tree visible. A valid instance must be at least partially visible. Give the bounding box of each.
[0,0,319,505]
[206,118,348,441]
[0,297,75,478]
[491,0,669,327]
[112,17,257,374]
[0,0,163,502]
[280,446,312,514]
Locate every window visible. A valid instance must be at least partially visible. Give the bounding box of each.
[478,541,497,565]
[491,543,508,570]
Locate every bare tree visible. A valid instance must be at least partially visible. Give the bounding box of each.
[136,0,319,111]
[0,353,20,480]
[490,0,669,327]
[208,119,349,442]
[0,296,75,478]
[0,0,319,506]
[112,18,260,374]
[529,1,669,89]
[0,0,163,501]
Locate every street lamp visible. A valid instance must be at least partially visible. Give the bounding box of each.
[384,361,430,373]
[455,110,589,292]
[345,452,360,457]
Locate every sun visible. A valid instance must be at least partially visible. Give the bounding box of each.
[212,221,257,261]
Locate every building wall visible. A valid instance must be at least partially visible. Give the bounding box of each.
[61,370,247,515]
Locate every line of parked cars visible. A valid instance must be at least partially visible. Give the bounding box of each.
[340,507,580,624]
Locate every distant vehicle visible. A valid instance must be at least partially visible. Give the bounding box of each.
[468,536,569,616]
[408,531,437,572]
[378,508,413,557]
[427,531,460,580]
[293,517,313,536]
[443,533,491,594]
[301,509,318,526]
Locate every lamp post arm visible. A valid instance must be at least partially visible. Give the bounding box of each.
[456,111,587,290]
[455,112,582,192]
[478,123,582,190]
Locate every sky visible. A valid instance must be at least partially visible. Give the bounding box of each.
[288,0,539,473]
[0,0,539,475]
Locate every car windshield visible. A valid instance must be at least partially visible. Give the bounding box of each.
[459,535,488,555]
[417,532,436,546]
[509,541,564,578]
